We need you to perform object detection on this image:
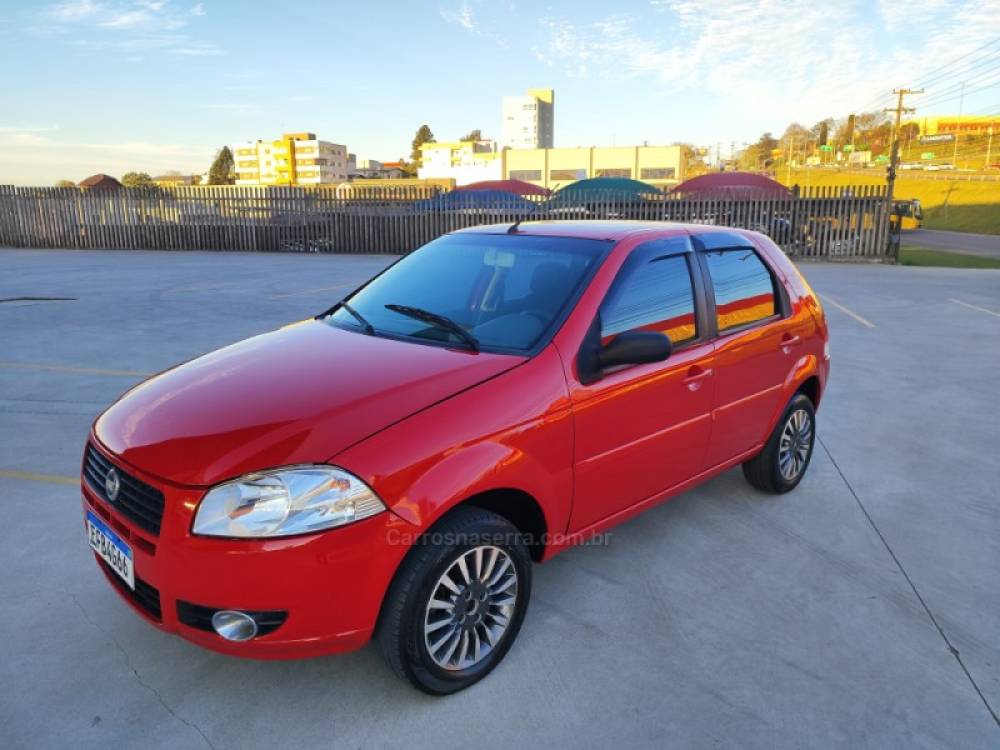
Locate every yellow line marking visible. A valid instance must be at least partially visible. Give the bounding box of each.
[820,294,876,329]
[0,469,78,486]
[270,282,353,299]
[0,362,153,377]
[949,298,1000,318]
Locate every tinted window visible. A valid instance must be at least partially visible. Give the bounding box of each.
[705,249,776,332]
[328,233,608,353]
[600,238,697,345]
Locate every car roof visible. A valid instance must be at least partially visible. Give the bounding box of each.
[454,220,744,242]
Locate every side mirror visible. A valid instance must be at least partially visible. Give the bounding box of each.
[598,331,672,369]
[578,315,672,385]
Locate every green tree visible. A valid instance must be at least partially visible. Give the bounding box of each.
[55,179,77,188]
[812,118,834,146]
[208,146,235,185]
[459,129,482,142]
[121,171,155,189]
[410,125,435,168]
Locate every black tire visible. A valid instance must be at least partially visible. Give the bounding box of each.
[375,506,532,695]
[742,392,816,494]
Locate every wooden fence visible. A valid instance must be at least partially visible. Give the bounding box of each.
[0,184,893,260]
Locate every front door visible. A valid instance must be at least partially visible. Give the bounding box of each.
[566,237,715,532]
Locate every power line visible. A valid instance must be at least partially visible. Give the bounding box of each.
[911,36,1000,87]
[916,75,1000,109]
[916,60,1000,102]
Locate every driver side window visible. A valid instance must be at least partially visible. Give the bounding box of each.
[600,238,698,346]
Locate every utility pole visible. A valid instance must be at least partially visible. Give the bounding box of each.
[884,87,922,261]
[786,135,794,185]
[987,127,994,169]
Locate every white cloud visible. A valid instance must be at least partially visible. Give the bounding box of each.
[439,0,510,47]
[440,1,476,31]
[37,0,215,53]
[0,125,60,133]
[533,0,1000,129]
[199,103,261,114]
[99,9,155,28]
[48,0,102,22]
[74,32,223,56]
[289,95,318,102]
[0,130,212,185]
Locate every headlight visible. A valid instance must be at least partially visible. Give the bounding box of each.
[192,466,385,538]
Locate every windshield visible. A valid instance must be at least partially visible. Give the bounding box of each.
[327,233,610,353]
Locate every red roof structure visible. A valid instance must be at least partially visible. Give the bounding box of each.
[672,172,791,200]
[78,174,122,191]
[454,179,549,196]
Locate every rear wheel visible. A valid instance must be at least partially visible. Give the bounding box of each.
[743,392,816,493]
[375,506,532,694]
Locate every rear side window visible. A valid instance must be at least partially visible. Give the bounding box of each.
[600,238,697,345]
[705,249,776,332]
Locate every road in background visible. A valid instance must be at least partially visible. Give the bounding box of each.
[904,229,1000,258]
[1,250,999,749]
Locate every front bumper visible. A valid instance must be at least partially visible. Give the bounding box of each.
[81,440,412,659]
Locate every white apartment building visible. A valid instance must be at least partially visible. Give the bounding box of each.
[501,88,554,150]
[417,140,503,185]
[233,132,349,186]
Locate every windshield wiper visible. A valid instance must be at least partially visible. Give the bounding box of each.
[384,304,479,352]
[339,301,374,335]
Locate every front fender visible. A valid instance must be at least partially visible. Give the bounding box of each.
[383,438,565,536]
[332,345,574,542]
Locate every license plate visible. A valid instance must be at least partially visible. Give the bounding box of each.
[86,510,134,590]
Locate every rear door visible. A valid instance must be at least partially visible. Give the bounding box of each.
[693,231,800,467]
[567,235,716,531]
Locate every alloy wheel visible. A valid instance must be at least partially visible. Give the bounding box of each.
[423,545,518,671]
[778,408,813,481]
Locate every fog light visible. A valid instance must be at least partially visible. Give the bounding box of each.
[211,610,258,641]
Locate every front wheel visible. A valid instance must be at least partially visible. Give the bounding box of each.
[743,392,816,493]
[375,507,532,694]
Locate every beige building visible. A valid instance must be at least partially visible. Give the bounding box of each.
[418,140,503,185]
[504,145,686,190]
[233,132,350,186]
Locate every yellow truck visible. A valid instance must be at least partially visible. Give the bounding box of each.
[890,199,923,230]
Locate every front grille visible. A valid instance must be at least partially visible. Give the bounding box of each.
[84,444,165,535]
[99,559,162,621]
[177,600,287,637]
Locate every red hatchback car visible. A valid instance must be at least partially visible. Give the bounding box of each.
[82,221,829,693]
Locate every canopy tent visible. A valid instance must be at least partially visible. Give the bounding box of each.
[454,179,549,196]
[671,172,792,200]
[549,177,661,205]
[413,189,537,212]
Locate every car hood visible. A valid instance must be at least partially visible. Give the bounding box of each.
[95,320,524,486]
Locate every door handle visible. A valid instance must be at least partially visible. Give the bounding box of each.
[682,366,713,390]
[780,334,801,349]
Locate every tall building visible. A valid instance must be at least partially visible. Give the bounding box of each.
[418,140,503,184]
[501,89,554,150]
[232,133,350,186]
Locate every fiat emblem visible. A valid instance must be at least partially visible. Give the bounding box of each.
[105,468,121,502]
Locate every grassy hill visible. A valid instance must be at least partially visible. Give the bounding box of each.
[779,169,1000,234]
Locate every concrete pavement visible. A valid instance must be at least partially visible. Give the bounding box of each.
[1,249,998,749]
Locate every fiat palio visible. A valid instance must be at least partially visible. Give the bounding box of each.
[82,221,829,694]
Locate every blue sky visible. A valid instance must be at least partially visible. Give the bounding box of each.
[1,0,998,184]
